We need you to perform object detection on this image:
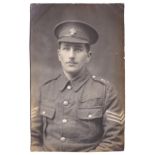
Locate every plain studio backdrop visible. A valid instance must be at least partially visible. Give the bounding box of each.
[30,4,125,109]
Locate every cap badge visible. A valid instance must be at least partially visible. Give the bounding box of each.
[69,28,77,36]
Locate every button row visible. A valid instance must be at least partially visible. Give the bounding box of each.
[61,119,67,143]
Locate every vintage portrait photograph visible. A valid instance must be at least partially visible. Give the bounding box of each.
[30,3,125,152]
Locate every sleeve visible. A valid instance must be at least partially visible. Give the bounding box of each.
[30,89,44,151]
[93,82,124,151]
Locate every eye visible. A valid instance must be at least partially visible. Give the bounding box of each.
[74,47,83,52]
[62,46,70,50]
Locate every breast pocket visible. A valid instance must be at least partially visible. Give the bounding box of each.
[78,108,102,120]
[77,98,104,139]
[40,104,56,136]
[40,104,55,120]
[78,98,104,119]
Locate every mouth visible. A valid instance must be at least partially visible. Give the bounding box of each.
[66,62,78,66]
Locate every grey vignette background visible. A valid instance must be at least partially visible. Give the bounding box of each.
[30,4,125,109]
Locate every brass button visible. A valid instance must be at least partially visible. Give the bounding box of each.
[60,137,66,142]
[67,85,72,90]
[101,78,104,81]
[63,100,69,106]
[92,75,96,79]
[42,111,46,115]
[88,114,92,118]
[62,119,67,123]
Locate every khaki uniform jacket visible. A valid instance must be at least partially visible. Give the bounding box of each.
[31,69,124,151]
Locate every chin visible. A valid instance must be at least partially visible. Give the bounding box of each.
[65,69,79,75]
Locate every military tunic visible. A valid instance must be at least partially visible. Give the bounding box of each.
[31,69,124,151]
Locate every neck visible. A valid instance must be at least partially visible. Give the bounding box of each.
[63,68,86,81]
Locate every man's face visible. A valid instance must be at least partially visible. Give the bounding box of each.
[58,42,91,76]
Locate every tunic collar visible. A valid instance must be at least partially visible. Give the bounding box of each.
[57,68,90,92]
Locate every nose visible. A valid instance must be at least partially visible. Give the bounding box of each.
[68,48,75,58]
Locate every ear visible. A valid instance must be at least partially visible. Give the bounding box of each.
[86,51,92,62]
[88,51,92,57]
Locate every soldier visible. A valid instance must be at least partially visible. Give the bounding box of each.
[31,20,124,151]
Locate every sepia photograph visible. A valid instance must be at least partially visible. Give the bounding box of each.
[2,1,155,155]
[30,3,125,152]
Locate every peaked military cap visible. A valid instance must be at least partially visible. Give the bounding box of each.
[54,20,98,45]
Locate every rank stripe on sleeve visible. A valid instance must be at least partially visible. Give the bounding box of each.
[107,117,124,124]
[31,106,39,118]
[106,110,125,124]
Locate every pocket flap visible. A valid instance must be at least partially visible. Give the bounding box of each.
[40,105,55,119]
[78,108,102,120]
[80,98,104,108]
